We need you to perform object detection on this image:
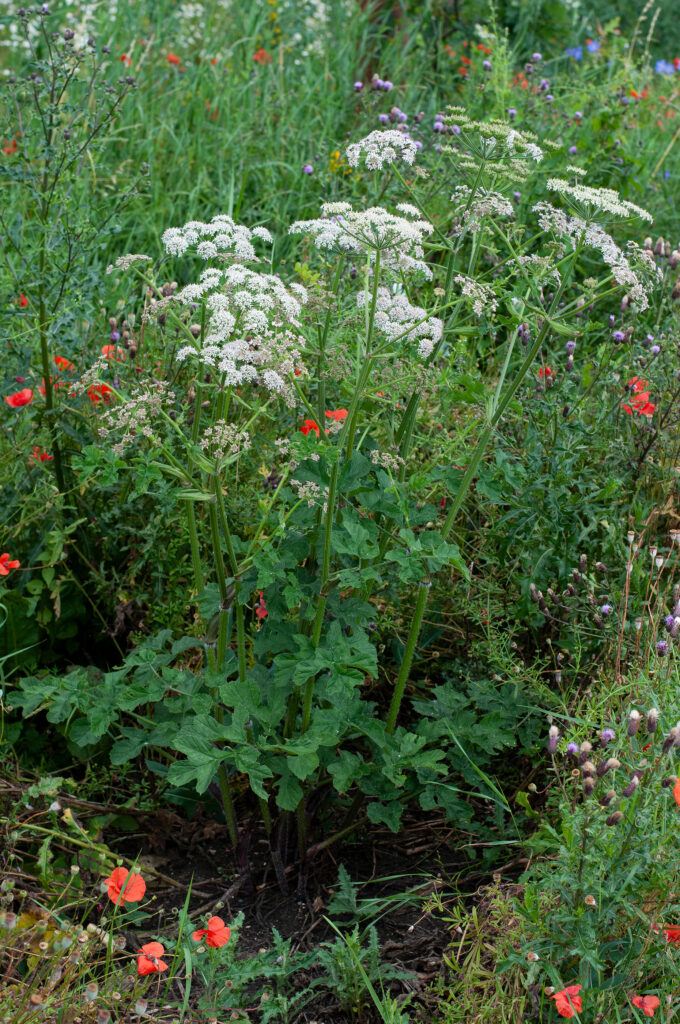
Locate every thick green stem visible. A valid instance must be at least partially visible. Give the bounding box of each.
[385,581,429,734]
[216,763,239,850]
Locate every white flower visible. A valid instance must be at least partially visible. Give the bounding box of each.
[346,130,419,170]
[357,287,442,356]
[454,274,497,318]
[546,179,653,222]
[290,203,434,278]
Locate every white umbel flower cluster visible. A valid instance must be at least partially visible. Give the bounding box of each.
[162,215,273,262]
[533,201,660,310]
[454,274,498,318]
[159,216,307,402]
[450,185,514,233]
[357,287,443,358]
[546,179,653,223]
[289,202,434,278]
[346,129,419,170]
[199,420,251,465]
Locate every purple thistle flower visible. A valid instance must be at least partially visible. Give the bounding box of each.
[566,341,576,355]
[433,122,443,132]
[545,94,554,103]
[574,111,583,119]
[378,113,389,124]
[601,728,615,744]
[483,60,492,71]
[651,345,661,355]
[657,640,669,656]
[569,145,578,154]
[612,330,625,342]
[507,107,517,121]
[665,615,675,633]
[609,315,616,327]
[567,742,579,755]
[302,164,313,175]
[532,52,542,62]
[111,330,121,342]
[600,604,613,616]
[382,80,393,91]
[451,124,461,135]
[354,81,363,92]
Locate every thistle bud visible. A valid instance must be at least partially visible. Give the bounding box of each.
[646,708,659,733]
[581,760,596,777]
[584,894,597,907]
[529,582,539,603]
[671,250,680,269]
[595,561,607,573]
[578,741,592,765]
[583,776,595,796]
[84,983,99,1003]
[628,710,642,736]
[599,788,616,807]
[654,236,665,256]
[579,553,587,573]
[665,241,672,259]
[547,725,559,753]
[662,777,677,788]
[526,951,539,962]
[622,777,640,797]
[606,810,623,826]
[662,726,680,753]
[597,757,620,777]
[672,278,680,301]
[644,237,653,250]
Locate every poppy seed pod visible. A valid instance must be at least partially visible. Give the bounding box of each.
[628,710,642,736]
[599,788,617,807]
[606,810,624,826]
[646,708,659,732]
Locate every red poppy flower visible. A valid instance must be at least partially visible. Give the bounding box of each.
[137,941,168,976]
[29,446,53,464]
[166,53,182,65]
[622,377,655,417]
[538,366,552,379]
[5,388,34,408]
[53,355,75,372]
[253,48,272,64]
[192,915,231,948]
[104,867,146,906]
[661,925,680,945]
[325,409,348,421]
[87,384,114,405]
[17,294,28,307]
[101,344,125,361]
[300,418,320,437]
[3,139,18,155]
[120,54,132,66]
[549,985,582,1018]
[632,995,660,1017]
[255,593,268,619]
[0,553,20,576]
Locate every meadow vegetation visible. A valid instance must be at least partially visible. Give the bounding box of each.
[2,0,680,1020]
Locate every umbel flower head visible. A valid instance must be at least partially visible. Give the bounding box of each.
[356,287,443,358]
[290,202,434,279]
[345,129,419,170]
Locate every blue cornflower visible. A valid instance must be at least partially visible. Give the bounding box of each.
[565,46,583,61]
[655,59,675,75]
[586,40,600,53]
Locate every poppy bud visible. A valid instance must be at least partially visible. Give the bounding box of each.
[662,726,680,753]
[583,776,595,796]
[578,741,592,765]
[646,708,659,733]
[622,777,640,797]
[599,788,616,806]
[606,811,623,826]
[547,725,559,753]
[628,710,642,736]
